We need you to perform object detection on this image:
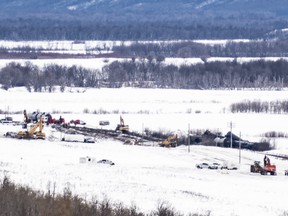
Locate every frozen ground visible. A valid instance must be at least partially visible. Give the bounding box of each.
[1,57,288,71]
[0,39,288,71]
[0,88,288,216]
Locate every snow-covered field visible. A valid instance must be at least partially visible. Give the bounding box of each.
[2,57,288,71]
[0,39,251,51]
[1,39,287,71]
[1,88,288,216]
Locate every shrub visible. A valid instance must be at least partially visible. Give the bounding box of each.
[1,177,211,216]
[83,108,90,114]
[263,131,288,138]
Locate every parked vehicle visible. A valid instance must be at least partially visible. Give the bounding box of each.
[196,162,209,169]
[196,162,225,170]
[99,120,110,126]
[221,162,238,170]
[97,159,115,166]
[208,162,222,169]
[70,119,86,126]
[0,116,13,124]
[84,137,95,143]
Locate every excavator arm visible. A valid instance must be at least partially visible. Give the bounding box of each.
[17,115,45,139]
[160,134,178,147]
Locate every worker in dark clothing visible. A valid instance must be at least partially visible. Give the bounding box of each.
[264,155,270,166]
[266,156,270,166]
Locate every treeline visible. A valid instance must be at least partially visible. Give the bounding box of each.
[230,100,288,113]
[0,18,285,41]
[3,39,288,59]
[114,40,288,58]
[1,59,288,91]
[0,62,103,92]
[102,59,288,89]
[0,176,208,216]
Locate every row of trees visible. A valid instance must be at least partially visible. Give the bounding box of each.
[3,39,288,59]
[230,100,288,114]
[0,62,103,92]
[0,18,285,41]
[103,59,288,89]
[1,59,288,91]
[113,40,288,58]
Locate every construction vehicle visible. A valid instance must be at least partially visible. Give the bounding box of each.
[16,110,45,139]
[250,161,276,175]
[159,134,178,147]
[115,116,129,133]
[0,116,13,124]
[99,120,110,126]
[70,119,86,126]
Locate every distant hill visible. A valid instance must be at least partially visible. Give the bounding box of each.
[1,0,288,20]
[0,0,288,40]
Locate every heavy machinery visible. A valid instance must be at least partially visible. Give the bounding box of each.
[159,134,178,147]
[15,110,45,139]
[115,116,129,133]
[250,161,277,175]
[70,119,86,126]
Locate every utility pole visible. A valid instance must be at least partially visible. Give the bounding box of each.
[227,121,235,148]
[188,123,190,153]
[230,121,233,148]
[239,132,242,164]
[141,122,144,146]
[215,128,219,147]
[5,105,9,119]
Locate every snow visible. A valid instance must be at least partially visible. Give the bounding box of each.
[0,39,287,72]
[1,56,288,74]
[1,87,288,215]
[0,58,123,70]
[0,39,252,51]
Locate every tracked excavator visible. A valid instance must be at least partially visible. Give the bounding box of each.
[5,110,45,139]
[17,115,45,139]
[159,134,178,147]
[115,115,129,133]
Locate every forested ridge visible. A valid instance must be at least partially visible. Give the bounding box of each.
[114,40,288,58]
[0,18,286,41]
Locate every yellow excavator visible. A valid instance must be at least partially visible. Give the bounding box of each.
[17,110,45,139]
[115,115,129,133]
[160,134,178,147]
